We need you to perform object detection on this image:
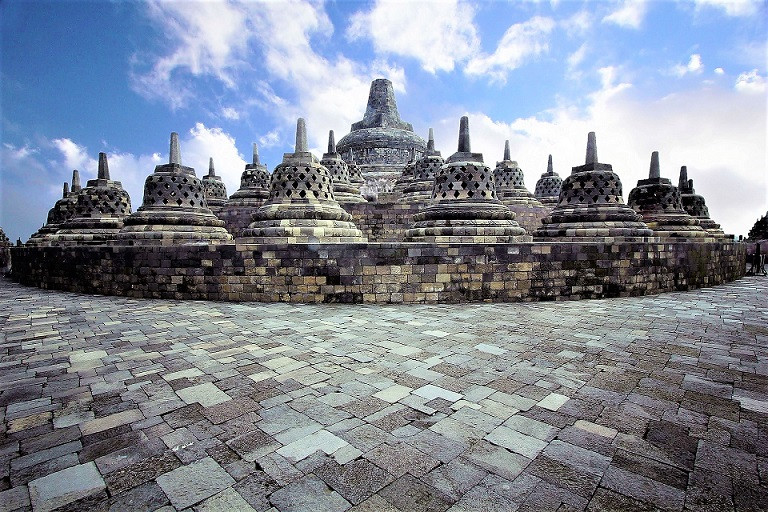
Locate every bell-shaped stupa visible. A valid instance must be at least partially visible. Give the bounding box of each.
[493,141,543,207]
[321,130,366,204]
[240,118,366,243]
[536,132,653,239]
[346,149,364,188]
[392,147,417,198]
[202,157,228,216]
[219,143,271,237]
[406,117,529,243]
[50,153,132,245]
[677,166,727,238]
[627,152,710,240]
[534,155,563,207]
[27,170,82,245]
[337,79,426,194]
[400,129,444,204]
[117,133,232,245]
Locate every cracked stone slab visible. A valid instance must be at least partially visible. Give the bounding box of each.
[156,456,235,510]
[28,462,105,512]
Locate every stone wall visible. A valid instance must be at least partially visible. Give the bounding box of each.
[345,202,551,242]
[11,241,745,304]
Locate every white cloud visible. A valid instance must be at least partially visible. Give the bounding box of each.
[602,0,648,29]
[673,54,704,77]
[561,10,592,36]
[258,130,281,149]
[347,0,480,73]
[735,69,767,94]
[220,107,240,120]
[51,138,97,179]
[714,67,725,75]
[567,43,588,71]
[180,123,248,198]
[693,0,761,16]
[465,16,556,83]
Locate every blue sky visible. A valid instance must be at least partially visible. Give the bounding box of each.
[1,0,766,242]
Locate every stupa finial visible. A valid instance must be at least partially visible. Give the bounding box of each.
[252,143,260,165]
[458,116,471,153]
[678,166,688,190]
[62,182,69,197]
[409,146,416,162]
[169,132,181,165]
[98,152,110,180]
[585,132,597,164]
[208,157,215,177]
[295,118,308,152]
[547,154,553,174]
[347,149,355,164]
[649,151,660,179]
[503,140,511,161]
[327,130,336,154]
[71,170,81,192]
[427,128,435,152]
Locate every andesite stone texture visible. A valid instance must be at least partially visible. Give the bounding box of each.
[219,143,271,237]
[337,79,426,194]
[534,154,563,207]
[240,118,366,243]
[536,132,654,240]
[346,149,364,188]
[117,132,232,245]
[391,146,417,199]
[0,227,10,274]
[400,128,444,205]
[49,153,132,245]
[26,170,82,245]
[406,117,529,243]
[493,140,543,207]
[678,166,728,239]
[628,152,710,240]
[321,130,366,204]
[201,157,228,216]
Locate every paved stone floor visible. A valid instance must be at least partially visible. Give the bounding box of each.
[0,277,766,512]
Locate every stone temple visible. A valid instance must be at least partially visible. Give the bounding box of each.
[337,79,426,195]
[10,78,743,304]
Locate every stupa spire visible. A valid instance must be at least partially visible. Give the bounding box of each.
[98,152,110,180]
[458,116,471,153]
[295,118,308,152]
[503,140,511,161]
[71,170,81,192]
[208,157,215,177]
[62,182,69,197]
[169,132,181,165]
[427,128,435,152]
[649,151,660,179]
[252,143,260,165]
[678,165,689,191]
[352,78,412,131]
[547,154,553,174]
[327,130,336,154]
[585,132,597,164]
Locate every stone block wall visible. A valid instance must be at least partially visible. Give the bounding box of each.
[11,241,745,304]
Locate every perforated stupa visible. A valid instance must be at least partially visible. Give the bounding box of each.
[240,118,366,243]
[536,132,653,240]
[406,117,529,243]
[202,157,228,216]
[627,152,710,240]
[400,128,443,205]
[117,132,232,245]
[26,170,82,245]
[534,155,563,207]
[493,141,543,207]
[321,130,366,204]
[219,144,271,237]
[678,166,727,239]
[50,153,132,245]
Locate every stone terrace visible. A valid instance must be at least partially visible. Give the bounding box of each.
[0,277,766,512]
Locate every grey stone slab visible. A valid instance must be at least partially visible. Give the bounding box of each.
[156,456,236,510]
[379,473,453,512]
[269,474,351,512]
[28,461,106,512]
[315,458,395,505]
[601,465,685,511]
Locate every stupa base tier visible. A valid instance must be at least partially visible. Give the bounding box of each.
[124,208,227,228]
[407,218,529,242]
[334,192,368,204]
[241,219,366,243]
[253,203,354,223]
[641,213,712,240]
[115,225,232,245]
[500,191,544,207]
[49,229,123,246]
[536,221,655,239]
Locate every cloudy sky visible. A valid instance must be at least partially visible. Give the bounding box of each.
[1,0,765,242]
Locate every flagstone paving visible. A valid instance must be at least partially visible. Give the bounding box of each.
[0,276,766,512]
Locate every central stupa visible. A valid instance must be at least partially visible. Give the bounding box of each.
[337,79,426,194]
